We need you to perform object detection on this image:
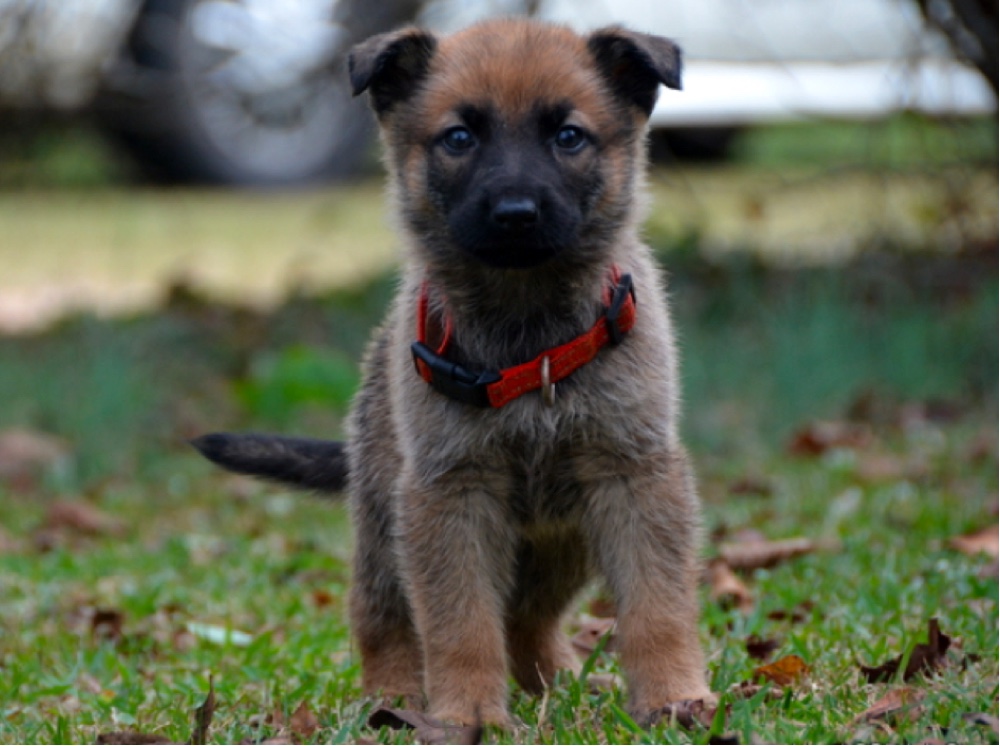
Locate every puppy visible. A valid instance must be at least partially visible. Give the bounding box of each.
[194,17,712,726]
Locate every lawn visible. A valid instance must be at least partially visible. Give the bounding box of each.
[0,116,997,744]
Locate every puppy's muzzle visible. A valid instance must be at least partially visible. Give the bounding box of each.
[492,196,539,232]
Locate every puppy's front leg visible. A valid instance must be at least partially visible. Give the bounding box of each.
[396,468,516,726]
[582,450,712,718]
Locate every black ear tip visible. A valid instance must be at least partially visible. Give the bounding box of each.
[665,47,683,91]
[346,56,367,97]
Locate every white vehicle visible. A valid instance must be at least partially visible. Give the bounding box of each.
[0,0,420,185]
[0,0,994,184]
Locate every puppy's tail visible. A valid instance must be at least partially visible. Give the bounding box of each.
[190,432,348,494]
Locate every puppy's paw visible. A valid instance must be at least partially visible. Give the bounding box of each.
[429,704,512,729]
[637,694,719,730]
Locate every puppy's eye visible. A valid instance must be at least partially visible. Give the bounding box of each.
[554,125,587,153]
[441,127,476,154]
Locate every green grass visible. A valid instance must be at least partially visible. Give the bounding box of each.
[0,116,996,742]
[1,252,996,744]
[732,114,997,170]
[0,410,995,743]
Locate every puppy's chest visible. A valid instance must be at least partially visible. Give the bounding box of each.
[504,437,588,528]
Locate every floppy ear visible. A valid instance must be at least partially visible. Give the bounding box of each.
[348,27,437,117]
[587,27,682,117]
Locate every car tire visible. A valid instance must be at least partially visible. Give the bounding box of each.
[97,0,374,186]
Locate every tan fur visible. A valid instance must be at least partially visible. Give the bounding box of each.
[345,18,712,726]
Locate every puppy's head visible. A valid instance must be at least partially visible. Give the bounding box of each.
[349,19,681,271]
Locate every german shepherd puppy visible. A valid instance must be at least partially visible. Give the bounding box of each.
[194,17,712,726]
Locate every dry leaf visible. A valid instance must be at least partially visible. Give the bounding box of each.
[189,676,216,745]
[310,589,335,609]
[707,559,754,613]
[855,454,923,484]
[728,477,773,498]
[570,616,617,657]
[787,421,871,456]
[0,428,68,486]
[42,500,124,537]
[752,654,809,687]
[860,618,951,683]
[965,429,997,464]
[855,687,925,725]
[288,700,319,739]
[367,706,482,745]
[745,635,781,661]
[718,536,820,572]
[947,525,999,559]
[91,608,125,642]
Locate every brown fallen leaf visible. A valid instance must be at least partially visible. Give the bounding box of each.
[965,429,997,464]
[707,559,754,613]
[745,635,781,661]
[42,500,125,537]
[787,420,871,457]
[288,700,319,739]
[0,428,68,487]
[570,616,617,657]
[854,687,925,725]
[189,676,216,745]
[859,618,951,683]
[718,536,820,572]
[91,608,125,642]
[855,454,924,484]
[95,732,175,745]
[728,476,773,498]
[752,654,810,687]
[367,706,482,745]
[310,589,335,609]
[947,525,999,559]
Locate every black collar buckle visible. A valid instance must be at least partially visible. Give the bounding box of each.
[411,341,501,408]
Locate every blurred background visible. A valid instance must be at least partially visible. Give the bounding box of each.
[0,0,996,487]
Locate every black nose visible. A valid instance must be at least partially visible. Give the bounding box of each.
[492,197,539,230]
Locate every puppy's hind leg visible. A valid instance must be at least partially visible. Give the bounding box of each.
[347,338,424,705]
[350,497,424,705]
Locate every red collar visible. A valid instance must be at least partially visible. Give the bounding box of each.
[411,267,636,408]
